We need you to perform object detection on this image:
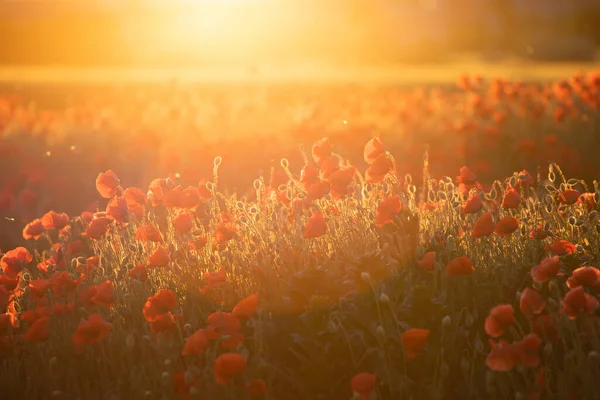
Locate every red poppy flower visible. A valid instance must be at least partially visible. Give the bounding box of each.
[456,166,477,185]
[472,212,495,238]
[22,219,45,240]
[124,187,146,206]
[90,280,114,308]
[485,304,516,338]
[24,316,51,342]
[567,267,600,289]
[495,216,519,237]
[142,290,178,322]
[558,189,580,205]
[182,328,209,356]
[577,193,597,211]
[1,246,33,278]
[214,222,237,244]
[214,353,247,385]
[232,293,259,319]
[562,286,600,319]
[401,328,429,358]
[375,196,402,227]
[304,211,326,239]
[129,264,148,281]
[41,210,70,230]
[173,211,194,233]
[96,170,120,199]
[519,288,546,318]
[312,137,333,165]
[514,333,542,367]
[300,165,319,188]
[247,379,268,396]
[486,339,518,371]
[72,313,112,348]
[529,225,548,240]
[501,187,522,209]
[84,217,111,240]
[147,246,170,268]
[416,251,435,272]
[445,256,474,277]
[462,193,483,214]
[135,224,163,243]
[106,196,128,223]
[206,312,240,339]
[150,312,183,336]
[180,186,201,209]
[545,240,577,256]
[351,372,377,399]
[531,256,560,283]
[364,137,385,165]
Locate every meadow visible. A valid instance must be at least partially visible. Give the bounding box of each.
[0,69,599,399]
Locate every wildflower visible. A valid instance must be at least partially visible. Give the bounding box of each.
[519,288,546,318]
[375,196,402,227]
[135,224,163,243]
[24,316,51,342]
[247,379,267,396]
[41,210,70,230]
[446,256,474,277]
[545,239,577,256]
[182,328,208,356]
[1,246,33,278]
[562,286,600,319]
[364,137,385,165]
[311,137,333,164]
[401,328,430,358]
[72,313,112,348]
[486,339,518,371]
[143,290,178,322]
[96,170,120,199]
[350,372,377,399]
[472,212,495,238]
[106,196,128,223]
[22,219,45,240]
[501,187,522,209]
[173,210,194,233]
[147,246,170,268]
[531,256,560,283]
[495,216,519,237]
[566,266,600,289]
[232,294,259,319]
[485,304,516,338]
[462,192,483,214]
[558,188,580,205]
[304,210,326,239]
[214,353,247,385]
[129,264,148,281]
[416,251,435,272]
[84,217,111,240]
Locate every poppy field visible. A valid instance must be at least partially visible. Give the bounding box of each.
[0,72,600,399]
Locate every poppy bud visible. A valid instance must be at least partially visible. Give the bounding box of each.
[161,371,171,385]
[361,272,371,282]
[184,371,194,385]
[589,211,598,219]
[474,335,484,353]
[128,243,137,252]
[144,391,152,398]
[71,258,78,268]
[379,293,390,304]
[543,343,553,359]
[376,325,386,341]
[184,324,193,336]
[465,313,474,327]
[589,351,600,362]
[189,387,199,396]
[460,357,470,374]
[126,333,135,348]
[49,357,57,368]
[164,359,171,367]
[515,291,522,303]
[52,391,64,398]
[442,315,451,328]
[515,392,527,400]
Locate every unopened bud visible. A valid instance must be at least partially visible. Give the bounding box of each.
[144,391,152,398]
[184,324,193,336]
[442,315,451,328]
[589,350,599,362]
[126,333,135,348]
[49,357,58,368]
[379,293,390,304]
[161,371,171,385]
[189,387,199,396]
[361,272,371,282]
[465,313,474,327]
[460,357,470,373]
[376,325,386,340]
[164,359,171,367]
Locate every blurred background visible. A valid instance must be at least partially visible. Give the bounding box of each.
[0,0,599,68]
